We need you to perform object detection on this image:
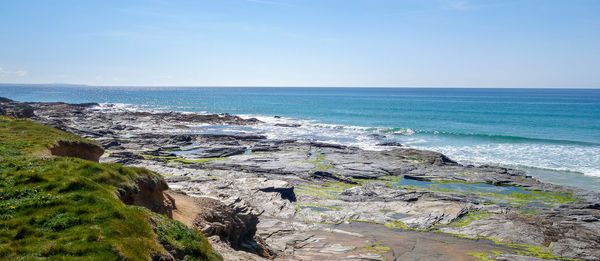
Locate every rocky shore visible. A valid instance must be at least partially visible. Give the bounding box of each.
[2,98,599,260]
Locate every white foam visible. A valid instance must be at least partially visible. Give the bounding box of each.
[91,103,212,115]
[88,102,600,178]
[418,143,600,177]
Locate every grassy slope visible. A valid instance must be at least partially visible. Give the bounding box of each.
[0,117,221,260]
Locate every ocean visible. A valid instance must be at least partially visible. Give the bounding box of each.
[2,86,599,191]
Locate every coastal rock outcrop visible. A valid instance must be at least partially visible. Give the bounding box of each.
[0,99,34,118]
[440,210,600,260]
[4,98,600,261]
[167,192,275,259]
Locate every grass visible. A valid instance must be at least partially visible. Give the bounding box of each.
[0,116,95,156]
[151,212,221,261]
[0,117,220,260]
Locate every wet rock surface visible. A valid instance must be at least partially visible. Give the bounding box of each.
[3,98,600,260]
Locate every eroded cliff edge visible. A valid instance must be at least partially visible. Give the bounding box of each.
[0,114,221,260]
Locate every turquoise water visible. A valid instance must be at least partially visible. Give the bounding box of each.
[1,86,599,191]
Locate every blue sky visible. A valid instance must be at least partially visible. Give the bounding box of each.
[0,0,599,87]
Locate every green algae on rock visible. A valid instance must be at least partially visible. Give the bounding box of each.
[8,99,599,260]
[294,182,358,199]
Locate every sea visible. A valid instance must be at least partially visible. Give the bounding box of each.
[1,86,599,191]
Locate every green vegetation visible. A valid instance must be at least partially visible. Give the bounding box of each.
[290,157,580,261]
[468,189,578,206]
[395,154,426,164]
[348,219,385,226]
[169,157,229,164]
[0,116,94,156]
[468,252,494,261]
[347,218,429,232]
[305,152,332,170]
[294,182,357,199]
[384,220,408,230]
[309,216,342,225]
[351,177,378,185]
[363,241,391,252]
[368,246,390,252]
[348,218,437,232]
[450,233,577,260]
[376,175,579,214]
[448,212,495,227]
[138,153,230,165]
[0,118,220,260]
[384,220,435,232]
[296,174,579,260]
[523,190,579,204]
[348,215,571,260]
[378,175,400,185]
[151,212,222,261]
[139,153,177,162]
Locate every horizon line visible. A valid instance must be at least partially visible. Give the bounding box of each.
[0,83,599,89]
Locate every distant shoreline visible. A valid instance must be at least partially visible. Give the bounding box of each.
[1,83,600,89]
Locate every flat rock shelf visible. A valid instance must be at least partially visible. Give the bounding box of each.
[2,97,599,261]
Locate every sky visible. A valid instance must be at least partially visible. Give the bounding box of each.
[0,0,599,88]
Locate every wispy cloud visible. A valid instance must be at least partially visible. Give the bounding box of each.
[0,67,27,77]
